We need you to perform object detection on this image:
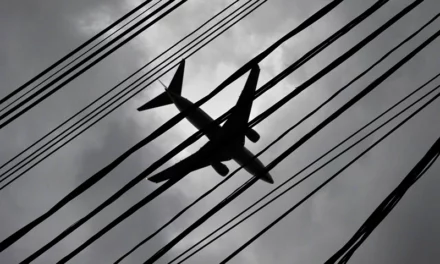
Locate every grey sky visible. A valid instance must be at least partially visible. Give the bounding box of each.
[1,0,440,263]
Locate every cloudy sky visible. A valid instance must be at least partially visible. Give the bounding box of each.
[1,0,440,263]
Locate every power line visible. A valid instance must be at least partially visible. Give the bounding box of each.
[63,2,426,262]
[52,1,350,262]
[0,0,245,188]
[335,156,440,264]
[57,2,422,262]
[0,0,382,204]
[175,80,440,264]
[167,20,440,260]
[325,143,440,264]
[144,20,439,264]
[0,0,260,260]
[220,84,440,264]
[108,0,406,209]
[338,151,439,264]
[0,0,426,260]
[120,2,430,261]
[2,0,434,263]
[0,0,155,106]
[248,0,423,128]
[0,0,165,114]
[6,0,346,260]
[0,0,185,129]
[1,0,346,193]
[12,2,269,263]
[1,0,337,254]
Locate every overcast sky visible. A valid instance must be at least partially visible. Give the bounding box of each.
[1,0,440,263]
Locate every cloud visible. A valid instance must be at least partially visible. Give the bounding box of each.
[1,0,440,263]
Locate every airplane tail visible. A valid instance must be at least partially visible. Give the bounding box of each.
[137,60,185,111]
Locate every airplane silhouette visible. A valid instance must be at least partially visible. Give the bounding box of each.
[138,60,274,184]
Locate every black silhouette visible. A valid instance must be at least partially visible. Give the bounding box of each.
[139,61,273,184]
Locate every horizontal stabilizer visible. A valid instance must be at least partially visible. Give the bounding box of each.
[137,92,171,111]
[137,60,185,111]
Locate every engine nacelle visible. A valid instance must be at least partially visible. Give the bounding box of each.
[211,162,229,176]
[246,128,260,143]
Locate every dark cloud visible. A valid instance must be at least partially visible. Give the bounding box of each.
[1,0,440,263]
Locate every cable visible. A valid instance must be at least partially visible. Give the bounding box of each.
[5,0,345,259]
[123,2,433,261]
[325,143,440,264]
[18,3,422,262]
[0,0,185,129]
[337,152,440,264]
[169,59,440,263]
[0,1,385,210]
[50,1,348,262]
[28,0,419,261]
[0,0,239,179]
[334,150,440,264]
[0,0,155,106]
[54,1,350,262]
[51,1,426,263]
[174,81,440,264]
[2,0,260,252]
[0,0,165,114]
[0,0,333,254]
[0,0,346,192]
[14,2,268,263]
[248,0,423,128]
[149,18,440,263]
[0,0,245,187]
[0,0,391,192]
[144,22,439,263]
[220,77,440,264]
[109,0,410,206]
[8,1,258,260]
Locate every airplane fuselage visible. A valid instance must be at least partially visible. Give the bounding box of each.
[168,91,273,184]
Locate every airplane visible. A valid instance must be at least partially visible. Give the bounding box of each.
[138,60,274,184]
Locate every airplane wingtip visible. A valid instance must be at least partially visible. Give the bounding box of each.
[147,175,163,184]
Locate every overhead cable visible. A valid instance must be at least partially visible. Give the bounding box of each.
[0,0,165,114]
[0,0,245,188]
[1,0,335,256]
[0,0,186,129]
[50,1,350,262]
[144,18,440,263]
[122,2,440,261]
[8,1,268,263]
[325,141,440,263]
[1,0,345,194]
[175,80,440,264]
[0,0,156,106]
[220,82,440,264]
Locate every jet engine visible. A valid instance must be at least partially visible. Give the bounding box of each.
[246,128,260,143]
[211,162,229,176]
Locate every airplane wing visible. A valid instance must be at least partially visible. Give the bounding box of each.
[148,139,234,183]
[220,64,260,146]
[148,152,212,183]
